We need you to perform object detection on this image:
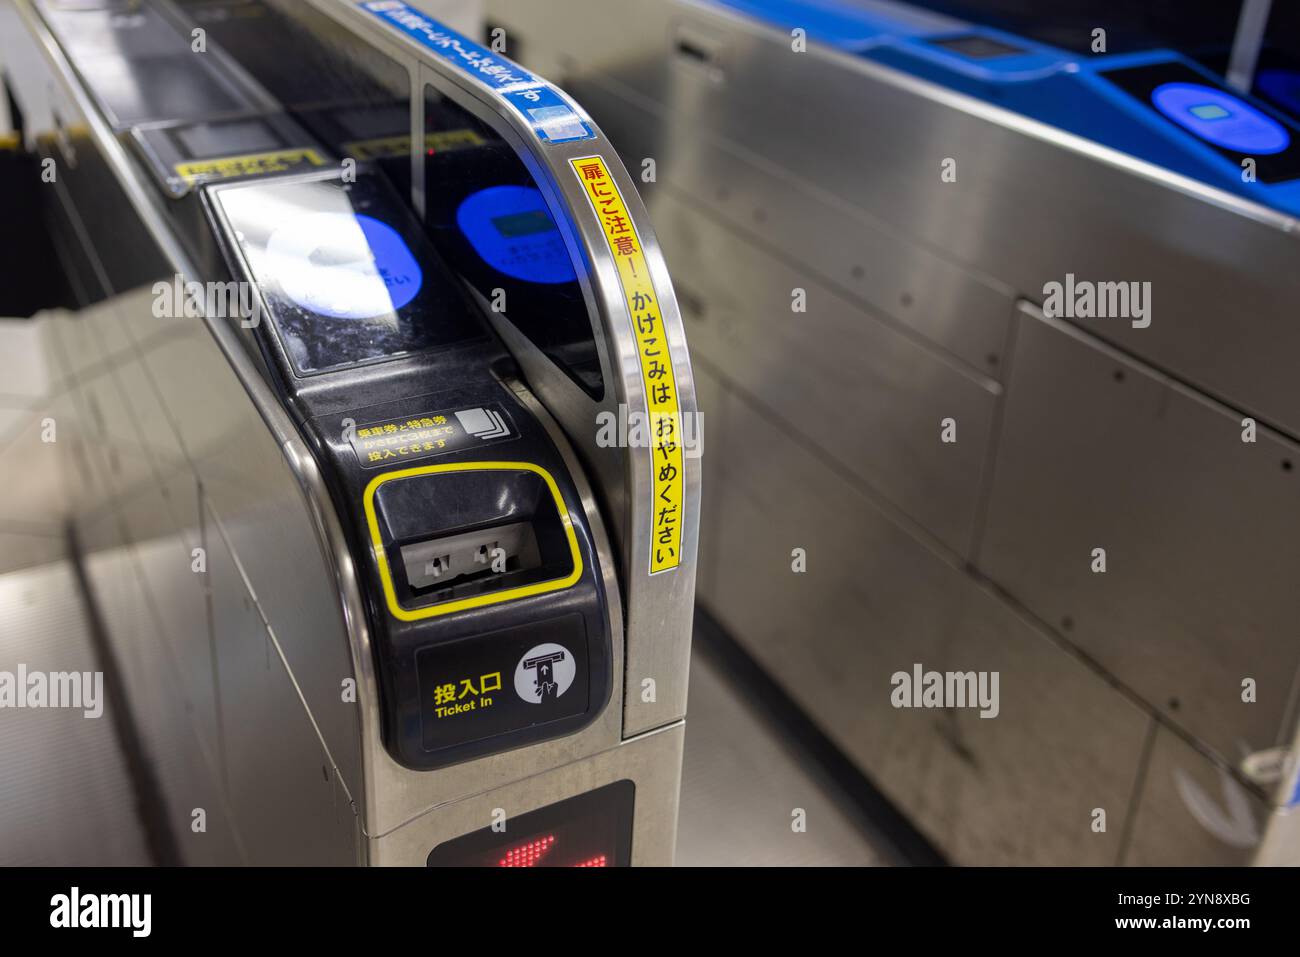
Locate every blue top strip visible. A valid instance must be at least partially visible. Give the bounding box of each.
[359,1,595,145]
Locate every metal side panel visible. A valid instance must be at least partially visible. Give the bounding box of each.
[981,305,1300,766]
[108,331,213,761]
[130,533,221,778]
[206,505,359,866]
[369,722,684,866]
[104,541,170,768]
[152,703,244,866]
[103,297,220,778]
[707,385,1148,865]
[110,535,244,866]
[650,187,998,557]
[134,312,367,808]
[1123,726,1267,866]
[78,363,149,506]
[48,304,108,396]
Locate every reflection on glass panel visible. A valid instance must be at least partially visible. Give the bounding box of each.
[181,0,414,194]
[419,85,603,400]
[217,176,481,376]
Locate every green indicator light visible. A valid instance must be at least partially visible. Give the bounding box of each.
[1190,103,1230,120]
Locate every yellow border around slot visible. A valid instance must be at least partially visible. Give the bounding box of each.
[362,461,584,622]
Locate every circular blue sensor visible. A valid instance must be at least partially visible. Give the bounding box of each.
[456,185,577,285]
[356,213,423,312]
[1151,82,1290,155]
[267,211,423,319]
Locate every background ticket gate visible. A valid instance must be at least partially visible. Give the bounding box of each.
[484,0,1300,866]
[0,0,698,864]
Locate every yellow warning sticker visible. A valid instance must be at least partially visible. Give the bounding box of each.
[571,155,683,574]
[344,128,486,162]
[174,148,326,184]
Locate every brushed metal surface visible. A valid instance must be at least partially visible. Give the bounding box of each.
[551,78,1017,385]
[371,722,684,865]
[650,187,998,556]
[205,503,358,865]
[704,385,1149,865]
[982,305,1300,764]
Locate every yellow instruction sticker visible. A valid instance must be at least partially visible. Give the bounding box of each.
[570,155,683,574]
[344,128,486,161]
[174,148,326,184]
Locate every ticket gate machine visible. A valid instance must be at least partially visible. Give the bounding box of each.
[0,0,698,864]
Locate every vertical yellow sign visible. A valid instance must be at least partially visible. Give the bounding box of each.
[571,156,684,574]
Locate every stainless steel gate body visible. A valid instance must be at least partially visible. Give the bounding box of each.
[0,0,698,865]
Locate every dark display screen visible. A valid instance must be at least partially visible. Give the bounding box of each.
[427,780,635,867]
[216,174,483,375]
[930,34,1027,59]
[492,209,557,238]
[174,118,283,157]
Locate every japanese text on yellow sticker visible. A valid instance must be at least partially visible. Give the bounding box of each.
[174,148,325,184]
[570,156,683,574]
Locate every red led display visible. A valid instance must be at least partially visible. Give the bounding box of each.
[428,780,634,867]
[498,835,556,867]
[496,837,609,867]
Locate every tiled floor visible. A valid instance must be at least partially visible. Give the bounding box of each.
[676,642,897,866]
